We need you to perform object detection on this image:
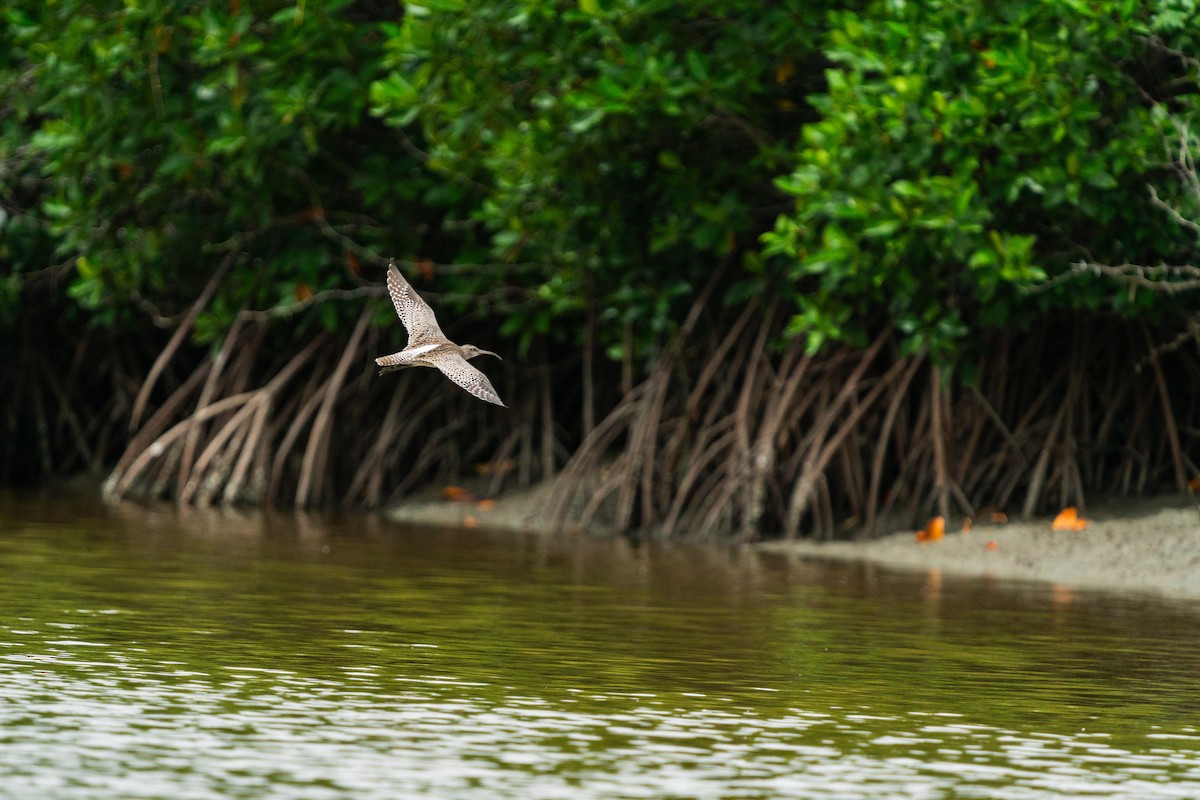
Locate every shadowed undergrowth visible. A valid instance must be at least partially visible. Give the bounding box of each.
[4,282,1198,540]
[550,301,1200,541]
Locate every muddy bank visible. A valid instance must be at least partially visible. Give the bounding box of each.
[388,485,1200,601]
[764,497,1200,600]
[386,480,570,534]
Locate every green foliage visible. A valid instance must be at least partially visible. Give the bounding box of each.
[763,0,1200,361]
[3,0,1200,370]
[370,0,835,358]
[1,0,444,337]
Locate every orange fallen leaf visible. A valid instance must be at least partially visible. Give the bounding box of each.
[1051,506,1088,531]
[985,540,998,551]
[417,257,436,282]
[473,458,518,477]
[775,57,796,85]
[440,485,473,502]
[462,515,479,528]
[476,499,497,511]
[990,510,1008,524]
[916,515,945,543]
[961,517,972,534]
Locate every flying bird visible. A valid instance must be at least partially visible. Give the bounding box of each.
[374,260,506,407]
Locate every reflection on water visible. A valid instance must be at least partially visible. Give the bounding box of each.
[1,489,1198,799]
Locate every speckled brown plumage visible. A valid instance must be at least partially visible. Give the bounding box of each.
[374,260,506,407]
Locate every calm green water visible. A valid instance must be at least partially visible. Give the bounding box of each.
[1,490,1198,799]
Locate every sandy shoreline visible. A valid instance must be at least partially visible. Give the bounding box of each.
[758,500,1200,601]
[388,484,1200,602]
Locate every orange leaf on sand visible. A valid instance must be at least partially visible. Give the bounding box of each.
[961,517,972,534]
[990,510,1008,524]
[985,540,998,551]
[916,516,945,543]
[1051,506,1088,531]
[462,515,479,528]
[476,499,497,511]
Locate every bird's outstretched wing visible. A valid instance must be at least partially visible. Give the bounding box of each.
[433,353,506,407]
[386,260,447,345]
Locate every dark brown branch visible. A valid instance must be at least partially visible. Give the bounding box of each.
[130,246,241,430]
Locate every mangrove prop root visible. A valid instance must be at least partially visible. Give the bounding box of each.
[13,269,1198,534]
[130,248,239,431]
[551,312,1199,541]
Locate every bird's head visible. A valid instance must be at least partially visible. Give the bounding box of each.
[461,345,501,361]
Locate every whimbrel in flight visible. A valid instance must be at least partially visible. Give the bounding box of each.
[375,260,506,407]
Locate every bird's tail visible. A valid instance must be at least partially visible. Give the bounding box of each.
[375,352,413,376]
